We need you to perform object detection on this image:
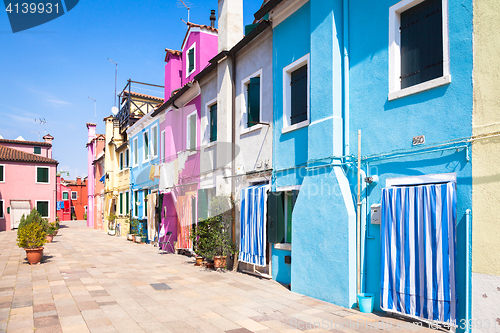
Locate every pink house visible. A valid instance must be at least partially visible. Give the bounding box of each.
[0,135,58,231]
[154,21,218,250]
[56,175,72,221]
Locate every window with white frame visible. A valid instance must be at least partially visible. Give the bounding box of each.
[151,125,158,158]
[0,200,4,219]
[119,151,124,170]
[119,192,124,215]
[0,164,4,183]
[389,0,450,100]
[36,201,49,218]
[160,130,165,162]
[283,54,310,133]
[205,98,217,143]
[63,192,69,200]
[134,190,139,217]
[143,130,149,162]
[186,111,197,150]
[125,191,130,216]
[186,43,196,77]
[71,191,77,200]
[36,166,50,184]
[125,148,129,168]
[242,69,262,130]
[133,138,138,166]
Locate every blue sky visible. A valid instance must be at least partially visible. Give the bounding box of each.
[0,0,263,179]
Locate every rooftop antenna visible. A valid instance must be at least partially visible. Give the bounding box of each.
[30,131,40,141]
[88,96,96,119]
[107,58,118,107]
[35,118,47,134]
[178,0,190,23]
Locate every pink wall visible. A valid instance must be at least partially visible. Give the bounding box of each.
[164,54,182,101]
[0,161,57,231]
[181,31,218,86]
[0,143,50,158]
[86,124,96,228]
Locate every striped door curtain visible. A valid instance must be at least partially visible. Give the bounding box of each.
[380,182,457,324]
[239,184,270,267]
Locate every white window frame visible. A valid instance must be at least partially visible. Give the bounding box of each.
[205,97,218,145]
[119,191,124,216]
[186,110,197,151]
[63,191,69,200]
[185,42,196,78]
[151,124,159,158]
[71,191,78,200]
[119,151,124,170]
[0,164,5,183]
[125,190,130,216]
[143,130,150,164]
[35,166,50,184]
[134,190,139,218]
[386,172,456,187]
[0,200,4,219]
[388,0,450,101]
[160,130,165,162]
[282,54,310,134]
[125,148,129,168]
[35,200,50,218]
[142,189,148,219]
[133,137,139,167]
[241,69,264,135]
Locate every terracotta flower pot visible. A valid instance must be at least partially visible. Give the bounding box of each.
[25,247,44,265]
[53,230,58,236]
[195,257,203,266]
[205,262,214,269]
[214,256,227,269]
[46,234,54,243]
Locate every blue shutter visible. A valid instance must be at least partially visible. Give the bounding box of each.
[290,65,308,125]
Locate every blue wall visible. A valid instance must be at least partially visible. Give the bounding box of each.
[272,248,291,285]
[349,0,473,327]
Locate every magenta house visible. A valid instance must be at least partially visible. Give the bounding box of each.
[0,135,58,231]
[153,21,218,251]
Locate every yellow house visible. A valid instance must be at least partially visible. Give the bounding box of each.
[472,0,500,324]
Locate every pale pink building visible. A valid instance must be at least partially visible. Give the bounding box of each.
[0,135,58,231]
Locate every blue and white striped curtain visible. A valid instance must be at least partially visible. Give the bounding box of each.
[239,184,270,267]
[380,182,457,324]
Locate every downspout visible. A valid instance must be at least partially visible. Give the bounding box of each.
[465,208,472,332]
[343,0,350,158]
[231,53,237,245]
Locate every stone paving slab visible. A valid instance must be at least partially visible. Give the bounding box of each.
[0,221,445,332]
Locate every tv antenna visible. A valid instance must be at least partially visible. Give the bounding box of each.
[178,0,191,23]
[88,96,96,119]
[34,118,47,134]
[108,58,118,107]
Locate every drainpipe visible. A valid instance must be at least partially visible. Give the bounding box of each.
[465,209,472,332]
[343,0,350,157]
[356,130,361,297]
[231,53,237,244]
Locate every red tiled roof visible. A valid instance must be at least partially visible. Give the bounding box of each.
[181,22,218,51]
[0,145,58,164]
[121,91,164,102]
[165,48,182,62]
[0,138,51,147]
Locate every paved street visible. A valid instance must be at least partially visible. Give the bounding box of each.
[0,221,439,333]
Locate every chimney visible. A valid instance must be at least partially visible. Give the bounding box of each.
[210,9,216,29]
[43,134,54,158]
[218,0,243,52]
[77,177,82,186]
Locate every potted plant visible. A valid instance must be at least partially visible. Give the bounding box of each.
[208,195,236,269]
[17,219,47,265]
[46,223,58,243]
[107,213,117,236]
[128,214,139,241]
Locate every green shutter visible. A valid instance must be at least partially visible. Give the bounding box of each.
[36,201,48,217]
[400,0,443,89]
[0,165,3,182]
[120,153,123,170]
[290,65,308,125]
[37,167,49,183]
[144,190,148,217]
[134,191,138,216]
[197,189,209,221]
[286,194,293,243]
[144,133,149,159]
[210,104,217,142]
[126,192,130,215]
[190,115,196,150]
[247,77,260,127]
[125,149,129,168]
[119,193,123,215]
[63,192,68,200]
[34,147,41,154]
[188,48,195,72]
[267,192,285,243]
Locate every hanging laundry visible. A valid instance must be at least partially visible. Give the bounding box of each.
[175,195,192,250]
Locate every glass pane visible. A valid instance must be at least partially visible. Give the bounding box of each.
[63,192,68,200]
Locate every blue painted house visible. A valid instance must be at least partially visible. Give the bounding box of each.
[266,0,473,328]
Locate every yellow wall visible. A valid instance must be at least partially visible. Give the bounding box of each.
[472,0,500,276]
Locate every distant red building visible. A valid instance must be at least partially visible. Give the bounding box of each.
[56,176,87,220]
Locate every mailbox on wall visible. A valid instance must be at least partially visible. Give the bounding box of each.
[371,203,381,224]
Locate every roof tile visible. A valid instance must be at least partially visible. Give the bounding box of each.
[0,145,58,164]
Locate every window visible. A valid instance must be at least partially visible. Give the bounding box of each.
[151,125,158,157]
[0,200,4,219]
[0,164,4,182]
[389,0,450,100]
[36,167,49,184]
[186,43,196,77]
[209,103,217,142]
[134,190,138,217]
[33,147,41,155]
[119,192,123,215]
[283,54,310,133]
[241,70,263,132]
[119,152,124,170]
[125,191,130,216]
[36,201,49,218]
[133,138,138,166]
[186,111,197,150]
[143,130,149,162]
[63,192,69,200]
[143,190,148,218]
[160,130,165,162]
[71,191,77,200]
[125,149,129,168]
[267,190,299,244]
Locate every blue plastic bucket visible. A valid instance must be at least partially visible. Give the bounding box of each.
[357,293,374,313]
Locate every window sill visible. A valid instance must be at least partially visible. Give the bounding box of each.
[274,243,291,251]
[241,124,266,136]
[282,119,309,134]
[388,75,451,101]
